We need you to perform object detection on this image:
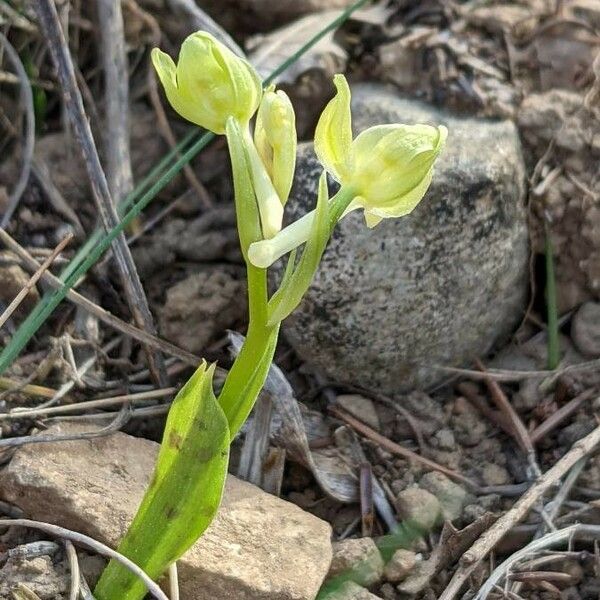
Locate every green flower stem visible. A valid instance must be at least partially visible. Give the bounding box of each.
[248,185,356,268]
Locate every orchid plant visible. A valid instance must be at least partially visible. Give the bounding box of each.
[94,31,446,600]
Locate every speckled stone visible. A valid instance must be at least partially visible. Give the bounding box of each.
[280,85,529,393]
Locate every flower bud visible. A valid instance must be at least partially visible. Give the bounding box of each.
[151,31,262,134]
[254,87,297,205]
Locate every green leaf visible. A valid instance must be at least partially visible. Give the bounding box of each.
[267,171,330,325]
[94,362,230,600]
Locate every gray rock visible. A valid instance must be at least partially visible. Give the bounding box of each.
[336,394,380,431]
[394,488,441,531]
[324,581,383,600]
[328,538,384,587]
[281,85,528,393]
[572,302,600,357]
[0,423,332,600]
[383,549,416,583]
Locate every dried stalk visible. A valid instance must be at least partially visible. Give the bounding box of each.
[34,0,168,386]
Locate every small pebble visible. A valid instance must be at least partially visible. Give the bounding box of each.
[395,488,441,531]
[329,538,384,587]
[383,549,416,583]
[571,302,600,357]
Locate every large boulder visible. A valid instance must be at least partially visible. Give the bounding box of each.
[281,84,529,393]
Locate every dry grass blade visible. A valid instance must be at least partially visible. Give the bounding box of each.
[0,234,72,329]
[0,405,130,450]
[34,0,168,386]
[0,31,35,228]
[64,540,80,600]
[475,358,539,476]
[96,0,133,202]
[0,519,169,600]
[0,387,176,420]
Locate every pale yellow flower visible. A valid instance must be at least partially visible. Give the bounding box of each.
[151,32,262,134]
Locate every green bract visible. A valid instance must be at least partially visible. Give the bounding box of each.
[151,32,261,134]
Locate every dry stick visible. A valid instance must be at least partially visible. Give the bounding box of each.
[0,228,200,366]
[0,32,35,228]
[0,234,73,329]
[34,0,168,387]
[168,563,180,600]
[64,539,80,600]
[458,382,513,436]
[0,387,176,420]
[475,358,540,477]
[329,406,479,491]
[0,519,169,600]
[438,423,600,600]
[530,389,595,444]
[436,358,600,384]
[0,376,56,399]
[96,0,133,203]
[0,405,130,450]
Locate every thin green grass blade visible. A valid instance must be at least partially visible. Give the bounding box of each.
[0,131,214,375]
[94,362,230,600]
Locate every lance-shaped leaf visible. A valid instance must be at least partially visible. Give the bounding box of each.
[94,362,229,600]
[266,171,330,326]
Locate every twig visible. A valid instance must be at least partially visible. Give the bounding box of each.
[0,234,73,329]
[0,387,176,420]
[0,228,200,366]
[0,519,169,600]
[34,0,168,386]
[329,406,479,490]
[433,358,600,383]
[0,32,35,228]
[64,539,80,600]
[475,359,540,477]
[0,376,57,399]
[438,424,600,600]
[168,562,180,600]
[0,405,130,449]
[360,462,374,537]
[530,390,595,444]
[96,0,133,202]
